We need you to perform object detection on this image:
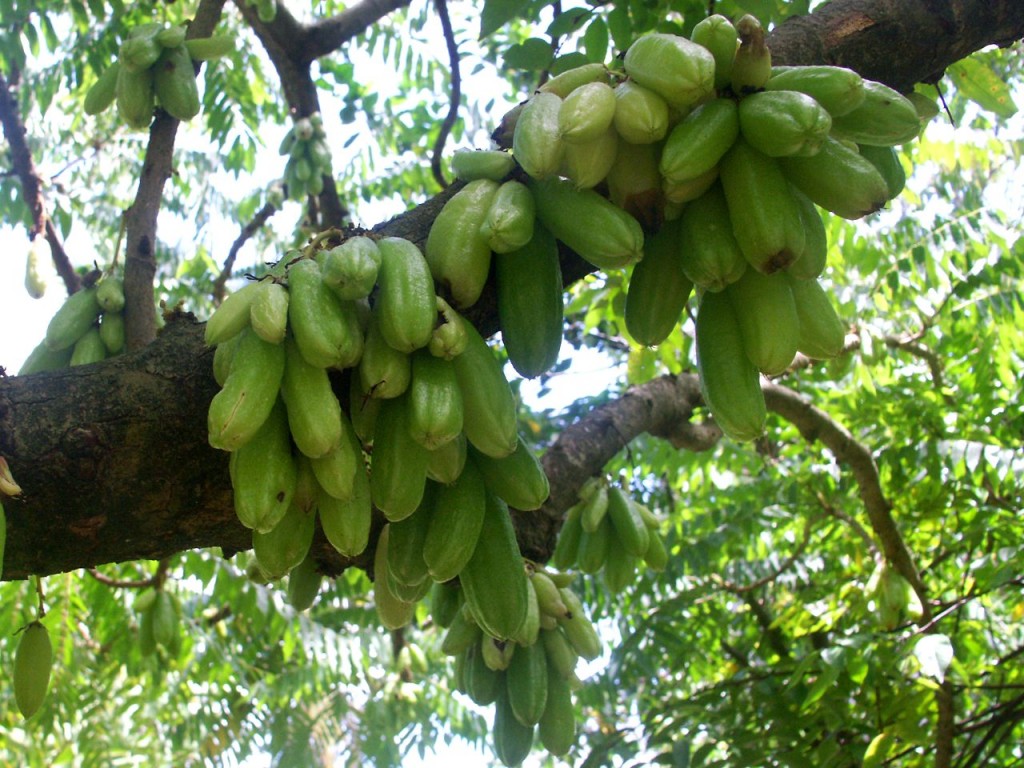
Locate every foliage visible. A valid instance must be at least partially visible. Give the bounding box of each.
[1,0,1023,766]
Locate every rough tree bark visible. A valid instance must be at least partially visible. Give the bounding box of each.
[1,0,1022,582]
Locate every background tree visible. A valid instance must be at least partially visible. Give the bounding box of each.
[0,0,1022,766]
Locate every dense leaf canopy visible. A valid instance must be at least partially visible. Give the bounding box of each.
[0,1,1022,766]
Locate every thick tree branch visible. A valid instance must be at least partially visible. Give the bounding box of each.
[306,0,413,62]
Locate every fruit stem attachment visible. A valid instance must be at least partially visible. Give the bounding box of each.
[33,575,46,620]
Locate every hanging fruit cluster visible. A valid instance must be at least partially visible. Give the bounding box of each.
[279,113,334,199]
[446,13,928,441]
[84,22,234,128]
[19,274,128,374]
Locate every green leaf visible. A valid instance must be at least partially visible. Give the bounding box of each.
[547,8,591,39]
[503,37,554,71]
[480,0,530,39]
[607,6,633,52]
[948,58,1018,118]
[583,18,609,64]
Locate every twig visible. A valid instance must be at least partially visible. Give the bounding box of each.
[430,0,460,190]
[710,514,816,594]
[213,201,280,303]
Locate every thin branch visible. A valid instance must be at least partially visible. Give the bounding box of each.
[306,0,413,62]
[430,0,460,190]
[213,201,281,303]
[710,514,816,594]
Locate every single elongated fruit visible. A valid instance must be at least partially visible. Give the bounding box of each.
[469,436,549,511]
[24,237,47,299]
[480,180,535,254]
[205,281,259,346]
[577,514,611,574]
[359,310,411,399]
[286,258,363,368]
[116,63,155,129]
[461,492,529,640]
[452,323,518,458]
[493,684,536,767]
[96,277,125,313]
[286,553,322,611]
[538,661,575,755]
[370,394,429,521]
[431,581,462,629]
[441,607,482,656]
[70,326,105,366]
[249,280,289,344]
[373,526,416,630]
[788,275,847,359]
[606,485,650,557]
[309,411,363,500]
[14,622,52,718]
[605,139,664,230]
[153,44,200,121]
[184,34,235,61]
[230,399,297,532]
[85,61,121,115]
[530,177,643,270]
[660,98,739,184]
[623,32,715,109]
[719,137,806,273]
[252,469,317,578]
[156,25,187,49]
[150,590,179,650]
[208,327,286,451]
[537,62,608,97]
[677,183,747,291]
[425,180,499,308]
[423,460,487,582]
[831,80,921,146]
[120,33,162,72]
[45,287,101,350]
[426,432,467,486]
[541,627,579,679]
[738,89,832,157]
[464,638,502,705]
[579,481,609,533]
[18,341,72,375]
[451,149,515,181]
[766,65,865,117]
[625,218,694,346]
[551,502,583,570]
[429,297,468,360]
[495,222,563,378]
[558,81,616,144]
[731,15,771,94]
[786,187,828,280]
[556,588,601,660]
[386,491,433,588]
[318,460,372,557]
[858,143,907,200]
[319,236,381,300]
[695,290,766,441]
[531,570,569,618]
[512,91,565,179]
[780,136,891,219]
[281,337,343,458]
[507,640,548,727]
[691,14,738,91]
[726,268,800,376]
[560,126,618,189]
[612,80,670,145]
[408,351,463,450]
[642,529,670,571]
[375,237,437,351]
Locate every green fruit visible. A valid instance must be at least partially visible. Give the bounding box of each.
[858,143,907,200]
[287,258,364,369]
[153,44,200,121]
[309,412,363,500]
[205,281,259,346]
[612,80,670,145]
[358,310,412,399]
[99,311,126,354]
[425,180,499,309]
[766,65,866,117]
[441,607,482,656]
[493,685,536,767]
[229,399,297,532]
[280,337,343,458]
[625,218,694,346]
[465,639,502,705]
[556,588,601,661]
[538,660,575,755]
[691,14,738,91]
[426,432,467,486]
[150,590,179,650]
[512,91,565,180]
[623,32,715,109]
[537,62,609,98]
[779,136,890,219]
[695,290,766,442]
[45,286,102,351]
[577,515,611,574]
[184,33,235,61]
[677,182,748,292]
[14,622,52,718]
[249,279,289,345]
[551,502,583,570]
[719,137,806,273]
[452,323,518,459]
[319,236,381,301]
[507,640,549,727]
[731,15,771,95]
[831,80,922,146]
[155,25,187,49]
[480,180,535,255]
[514,578,541,647]
[429,297,469,361]
[208,326,286,451]
[348,368,380,444]
[451,149,516,181]
[642,530,670,571]
[605,139,665,230]
[495,222,564,378]
[286,553,322,611]
[579,482,609,534]
[788,274,847,360]
[386,490,433,588]
[69,326,106,366]
[603,544,638,593]
[605,485,650,558]
[470,436,550,512]
[529,176,644,270]
[558,81,616,144]
[84,61,120,115]
[785,187,829,280]
[738,89,833,157]
[120,33,162,72]
[431,581,462,628]
[115,63,155,129]
[726,268,801,376]
[660,98,740,184]
[560,126,618,189]
[408,351,463,450]
[18,340,73,375]
[460,492,529,641]
[375,237,437,352]
[541,627,578,679]
[531,571,569,619]
[422,460,487,582]
[370,393,429,522]
[317,459,372,557]
[373,526,417,630]
[252,476,317,579]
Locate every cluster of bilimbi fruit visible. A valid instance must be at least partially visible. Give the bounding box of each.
[278,114,334,200]
[83,22,234,127]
